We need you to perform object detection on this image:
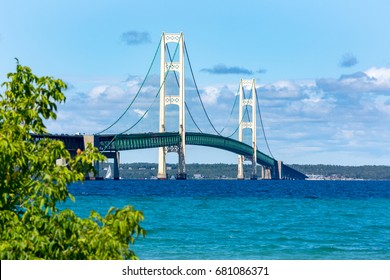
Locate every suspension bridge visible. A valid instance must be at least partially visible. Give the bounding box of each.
[33,32,307,180]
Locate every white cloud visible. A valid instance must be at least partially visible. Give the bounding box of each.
[259,80,334,119]
[336,129,359,146]
[89,85,109,99]
[88,85,126,102]
[301,91,335,116]
[133,108,148,118]
[365,67,390,88]
[201,86,221,105]
[261,80,304,99]
[317,67,390,94]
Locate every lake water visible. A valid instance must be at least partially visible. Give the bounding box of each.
[63,180,390,260]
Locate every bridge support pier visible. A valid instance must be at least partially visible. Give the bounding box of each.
[261,166,272,180]
[103,151,120,180]
[94,160,101,179]
[176,173,187,180]
[83,135,99,180]
[277,160,283,180]
[237,156,258,180]
[157,147,167,180]
[114,151,120,180]
[237,155,244,180]
[177,144,186,180]
[251,155,258,180]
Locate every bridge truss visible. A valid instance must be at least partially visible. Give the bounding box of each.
[97,133,306,180]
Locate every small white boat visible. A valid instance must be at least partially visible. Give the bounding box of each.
[105,165,113,179]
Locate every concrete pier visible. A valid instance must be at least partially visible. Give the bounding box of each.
[103,151,120,180]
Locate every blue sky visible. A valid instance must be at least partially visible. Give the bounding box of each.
[1,0,390,166]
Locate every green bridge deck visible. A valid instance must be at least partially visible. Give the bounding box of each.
[31,132,307,180]
[97,132,307,180]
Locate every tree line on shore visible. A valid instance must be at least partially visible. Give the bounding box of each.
[102,162,390,180]
[288,164,390,180]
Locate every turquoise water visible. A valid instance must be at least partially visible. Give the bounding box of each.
[64,180,390,260]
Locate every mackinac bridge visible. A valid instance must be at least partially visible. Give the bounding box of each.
[32,32,307,180]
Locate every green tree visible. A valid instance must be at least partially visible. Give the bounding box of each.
[0,63,145,259]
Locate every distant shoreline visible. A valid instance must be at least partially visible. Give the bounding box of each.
[98,162,390,180]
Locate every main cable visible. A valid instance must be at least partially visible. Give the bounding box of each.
[218,85,239,135]
[166,46,203,133]
[96,37,162,134]
[118,34,182,135]
[184,42,221,135]
[184,43,245,137]
[99,34,183,151]
[223,87,252,139]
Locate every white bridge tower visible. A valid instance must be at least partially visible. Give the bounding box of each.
[157,32,186,180]
[237,79,258,180]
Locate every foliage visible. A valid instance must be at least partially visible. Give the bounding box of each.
[0,63,145,259]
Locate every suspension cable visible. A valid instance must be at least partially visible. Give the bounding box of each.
[99,34,183,151]
[184,42,221,135]
[255,87,274,158]
[218,85,239,135]
[117,34,182,135]
[166,47,203,133]
[223,87,251,139]
[95,37,162,134]
[184,43,250,138]
[185,102,203,133]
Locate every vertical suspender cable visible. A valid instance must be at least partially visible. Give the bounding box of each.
[255,87,274,158]
[166,47,203,133]
[184,42,221,135]
[96,37,162,134]
[118,34,182,135]
[99,35,183,151]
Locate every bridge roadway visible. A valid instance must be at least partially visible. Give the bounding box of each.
[32,132,307,180]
